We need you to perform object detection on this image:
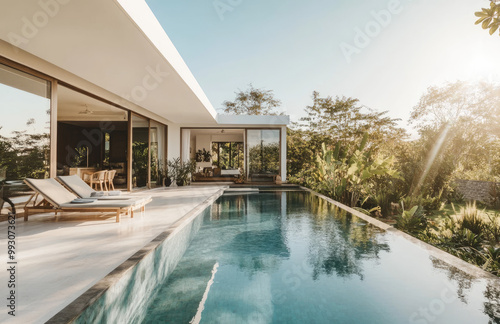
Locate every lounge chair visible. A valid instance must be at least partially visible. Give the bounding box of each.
[57,175,128,200]
[23,178,151,222]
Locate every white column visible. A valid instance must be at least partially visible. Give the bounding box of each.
[181,129,191,163]
[281,126,287,182]
[167,123,180,160]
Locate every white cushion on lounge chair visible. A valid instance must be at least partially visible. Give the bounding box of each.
[57,175,126,199]
[27,178,78,206]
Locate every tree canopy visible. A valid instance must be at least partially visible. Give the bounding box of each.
[408,81,500,188]
[298,91,405,151]
[288,91,404,184]
[222,84,282,115]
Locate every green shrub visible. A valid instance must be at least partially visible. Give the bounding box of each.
[483,246,500,275]
[449,228,484,251]
[395,205,428,234]
[401,192,444,213]
[372,191,394,218]
[486,213,500,245]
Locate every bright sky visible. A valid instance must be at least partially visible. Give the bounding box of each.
[147,0,499,130]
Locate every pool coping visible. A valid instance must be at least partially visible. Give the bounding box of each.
[46,187,227,324]
[301,186,500,281]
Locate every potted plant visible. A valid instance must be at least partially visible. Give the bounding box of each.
[167,158,197,186]
[202,149,211,162]
[195,150,203,163]
[182,159,197,185]
[195,148,212,162]
[159,162,172,187]
[167,158,181,186]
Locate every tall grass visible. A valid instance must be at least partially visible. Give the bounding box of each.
[428,202,500,276]
[451,202,486,236]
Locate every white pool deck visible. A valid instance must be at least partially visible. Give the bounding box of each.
[0,185,226,324]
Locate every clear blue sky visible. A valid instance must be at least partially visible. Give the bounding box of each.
[146,0,500,130]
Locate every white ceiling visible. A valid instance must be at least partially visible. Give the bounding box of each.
[0,0,217,124]
[58,85,128,121]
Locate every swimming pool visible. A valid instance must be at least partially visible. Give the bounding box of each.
[135,191,498,323]
[63,190,499,324]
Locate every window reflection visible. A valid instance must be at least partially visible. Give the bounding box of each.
[0,64,50,181]
[132,115,149,188]
[150,122,166,187]
[247,129,280,179]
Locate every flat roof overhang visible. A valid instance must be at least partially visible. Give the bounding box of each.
[0,0,217,124]
[216,114,290,126]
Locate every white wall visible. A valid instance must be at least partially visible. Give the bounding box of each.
[167,123,180,160]
[181,129,190,162]
[196,135,212,152]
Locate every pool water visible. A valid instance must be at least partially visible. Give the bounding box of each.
[140,191,499,324]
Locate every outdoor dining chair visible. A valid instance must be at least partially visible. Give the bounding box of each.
[88,170,108,191]
[105,170,117,191]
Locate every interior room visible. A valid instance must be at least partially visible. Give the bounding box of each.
[56,86,129,189]
[186,128,281,183]
[187,128,245,182]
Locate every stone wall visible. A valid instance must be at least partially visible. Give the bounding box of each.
[454,179,500,203]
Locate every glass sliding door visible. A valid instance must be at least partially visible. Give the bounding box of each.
[0,63,51,182]
[56,85,129,189]
[246,129,280,180]
[132,115,149,188]
[150,122,166,187]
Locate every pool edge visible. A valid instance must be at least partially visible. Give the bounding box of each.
[46,187,227,324]
[301,186,500,281]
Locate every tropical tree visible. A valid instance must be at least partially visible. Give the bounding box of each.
[313,133,401,207]
[299,92,404,147]
[222,84,282,115]
[289,92,405,176]
[409,81,500,187]
[475,1,500,36]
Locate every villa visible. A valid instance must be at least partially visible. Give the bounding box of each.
[0,0,289,192]
[1,1,499,324]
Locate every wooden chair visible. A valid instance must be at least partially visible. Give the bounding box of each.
[105,170,116,191]
[89,170,108,191]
